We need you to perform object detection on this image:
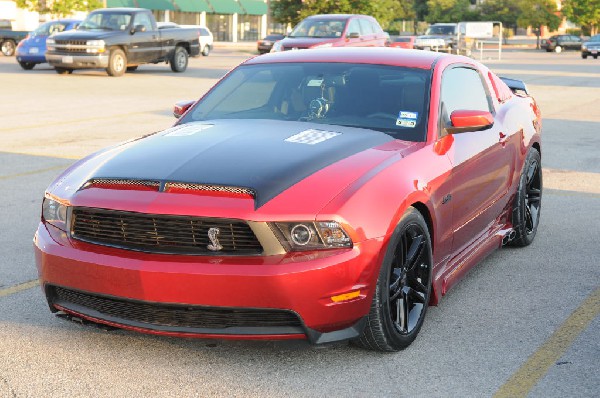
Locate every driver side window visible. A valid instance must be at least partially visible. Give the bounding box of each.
[439,66,492,134]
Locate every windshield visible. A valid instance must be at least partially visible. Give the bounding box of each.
[289,19,346,38]
[180,63,431,142]
[33,21,70,36]
[79,12,132,31]
[426,25,455,35]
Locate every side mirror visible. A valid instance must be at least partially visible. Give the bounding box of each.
[347,32,360,39]
[446,110,494,134]
[173,100,195,119]
[131,24,146,34]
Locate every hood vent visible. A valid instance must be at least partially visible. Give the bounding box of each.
[81,179,255,199]
[164,182,255,199]
[82,179,160,191]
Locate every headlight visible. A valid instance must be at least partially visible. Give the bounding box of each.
[272,221,352,251]
[582,44,587,50]
[46,37,55,51]
[42,195,70,231]
[86,39,105,53]
[271,40,283,52]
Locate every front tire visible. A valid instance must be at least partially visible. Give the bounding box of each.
[554,45,562,53]
[1,40,16,56]
[355,207,433,351]
[106,48,126,77]
[18,61,35,70]
[55,67,73,74]
[582,53,588,59]
[510,148,542,247]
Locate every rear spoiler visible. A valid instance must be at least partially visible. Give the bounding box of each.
[500,77,529,96]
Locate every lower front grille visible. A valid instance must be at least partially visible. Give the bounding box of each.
[51,286,303,332]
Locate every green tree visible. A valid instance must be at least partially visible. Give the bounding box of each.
[16,0,102,18]
[270,0,304,26]
[480,0,520,28]
[561,0,600,35]
[517,0,561,48]
[425,0,479,23]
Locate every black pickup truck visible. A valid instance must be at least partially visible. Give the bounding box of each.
[0,20,28,56]
[45,8,200,76]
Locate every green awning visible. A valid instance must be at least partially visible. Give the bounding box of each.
[238,0,267,15]
[174,0,211,12]
[106,0,137,7]
[136,0,176,11]
[208,0,243,14]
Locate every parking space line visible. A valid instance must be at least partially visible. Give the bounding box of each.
[0,279,40,298]
[494,287,600,398]
[0,165,69,180]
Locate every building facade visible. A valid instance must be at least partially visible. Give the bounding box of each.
[106,0,268,42]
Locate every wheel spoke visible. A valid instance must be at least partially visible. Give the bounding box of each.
[409,274,428,295]
[396,289,410,333]
[526,161,538,185]
[525,205,534,231]
[405,234,424,271]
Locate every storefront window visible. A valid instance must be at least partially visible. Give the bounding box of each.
[237,15,260,42]
[207,14,232,41]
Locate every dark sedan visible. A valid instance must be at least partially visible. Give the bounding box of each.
[541,34,582,53]
[257,33,285,54]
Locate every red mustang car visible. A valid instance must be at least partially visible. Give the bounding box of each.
[35,48,542,351]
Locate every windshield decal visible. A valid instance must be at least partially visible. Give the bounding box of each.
[396,111,419,128]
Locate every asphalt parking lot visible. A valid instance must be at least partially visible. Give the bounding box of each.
[0,48,598,397]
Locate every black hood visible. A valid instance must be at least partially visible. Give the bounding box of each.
[87,120,394,208]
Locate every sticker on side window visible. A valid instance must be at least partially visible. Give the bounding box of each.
[396,111,418,128]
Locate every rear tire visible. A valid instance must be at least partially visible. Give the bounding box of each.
[510,148,542,247]
[1,40,16,56]
[18,61,35,70]
[594,55,598,59]
[170,46,188,72]
[106,48,126,77]
[201,44,210,56]
[354,207,433,352]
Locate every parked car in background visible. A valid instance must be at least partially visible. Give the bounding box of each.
[158,22,213,56]
[0,19,28,56]
[541,35,582,53]
[390,36,415,49]
[581,34,600,59]
[415,23,457,51]
[46,8,200,76]
[15,19,81,70]
[271,14,387,52]
[257,33,285,54]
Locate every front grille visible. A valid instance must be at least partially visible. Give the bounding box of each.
[52,286,303,330]
[71,207,263,255]
[54,40,89,53]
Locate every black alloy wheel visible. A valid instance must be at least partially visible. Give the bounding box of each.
[511,148,542,247]
[355,207,432,351]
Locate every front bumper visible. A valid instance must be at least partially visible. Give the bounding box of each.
[46,53,109,69]
[34,222,384,343]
